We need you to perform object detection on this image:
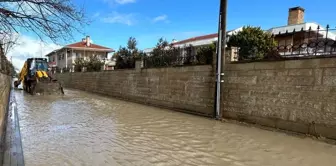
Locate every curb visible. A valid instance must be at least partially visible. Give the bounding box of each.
[2,91,24,166]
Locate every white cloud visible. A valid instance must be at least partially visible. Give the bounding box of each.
[6,35,61,70]
[93,12,101,18]
[101,12,136,26]
[153,15,168,23]
[103,0,136,5]
[115,0,136,4]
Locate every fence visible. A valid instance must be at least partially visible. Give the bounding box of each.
[272,25,336,58]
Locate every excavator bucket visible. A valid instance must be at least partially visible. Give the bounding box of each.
[14,58,65,95]
[33,79,64,95]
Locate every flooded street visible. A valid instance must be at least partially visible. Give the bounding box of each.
[14,89,336,166]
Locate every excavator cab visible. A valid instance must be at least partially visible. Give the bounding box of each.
[14,58,64,95]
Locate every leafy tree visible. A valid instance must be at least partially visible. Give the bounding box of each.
[127,37,137,51]
[152,38,169,57]
[196,42,216,64]
[156,38,169,49]
[74,55,104,72]
[115,37,140,69]
[114,47,132,69]
[74,58,87,72]
[144,38,183,67]
[86,56,105,72]
[227,26,276,60]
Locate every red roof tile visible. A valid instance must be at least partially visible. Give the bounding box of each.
[65,41,114,52]
[172,33,218,45]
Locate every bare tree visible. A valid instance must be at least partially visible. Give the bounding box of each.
[0,32,18,55]
[0,0,87,44]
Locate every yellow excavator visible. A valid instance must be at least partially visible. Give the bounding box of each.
[14,58,64,95]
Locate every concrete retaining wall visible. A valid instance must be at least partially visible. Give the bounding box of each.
[0,73,10,139]
[0,72,11,164]
[222,58,336,139]
[57,64,216,117]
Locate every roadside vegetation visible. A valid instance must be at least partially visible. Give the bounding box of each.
[227,26,277,61]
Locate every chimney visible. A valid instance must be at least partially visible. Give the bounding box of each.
[86,36,90,47]
[288,6,305,25]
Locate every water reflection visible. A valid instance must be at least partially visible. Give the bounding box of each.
[15,89,336,166]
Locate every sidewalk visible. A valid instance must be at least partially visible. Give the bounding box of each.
[2,91,24,166]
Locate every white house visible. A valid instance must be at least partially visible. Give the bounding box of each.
[46,36,116,71]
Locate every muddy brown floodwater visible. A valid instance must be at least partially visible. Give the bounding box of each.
[14,89,336,166]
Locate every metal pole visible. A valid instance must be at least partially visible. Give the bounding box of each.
[0,42,2,71]
[215,0,223,119]
[215,0,228,119]
[221,0,228,117]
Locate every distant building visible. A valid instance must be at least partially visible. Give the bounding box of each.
[268,7,336,56]
[143,6,336,60]
[46,36,115,72]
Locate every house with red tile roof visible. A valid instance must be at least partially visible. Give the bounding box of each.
[46,36,115,71]
[142,27,243,55]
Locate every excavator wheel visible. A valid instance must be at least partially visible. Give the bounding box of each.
[29,81,37,95]
[14,81,20,88]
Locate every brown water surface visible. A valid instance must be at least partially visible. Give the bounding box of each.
[15,89,336,166]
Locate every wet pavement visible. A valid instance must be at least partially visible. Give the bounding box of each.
[14,89,336,166]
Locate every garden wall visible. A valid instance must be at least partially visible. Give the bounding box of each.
[222,57,336,139]
[0,72,11,163]
[57,63,216,117]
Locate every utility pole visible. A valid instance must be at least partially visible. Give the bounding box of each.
[215,0,228,119]
[0,42,2,71]
[40,41,43,58]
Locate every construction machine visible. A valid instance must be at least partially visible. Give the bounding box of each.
[14,58,64,95]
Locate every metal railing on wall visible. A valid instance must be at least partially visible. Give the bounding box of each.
[271,25,336,58]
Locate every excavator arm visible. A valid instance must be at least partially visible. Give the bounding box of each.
[14,61,28,87]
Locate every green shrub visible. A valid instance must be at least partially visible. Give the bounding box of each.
[74,56,104,72]
[196,43,216,64]
[227,26,276,60]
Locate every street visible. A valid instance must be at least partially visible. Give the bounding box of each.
[15,89,336,166]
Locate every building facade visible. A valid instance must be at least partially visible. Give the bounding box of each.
[46,36,115,72]
[268,7,336,56]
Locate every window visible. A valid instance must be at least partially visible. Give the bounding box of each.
[67,50,71,56]
[58,54,61,60]
[52,56,55,62]
[62,54,65,60]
